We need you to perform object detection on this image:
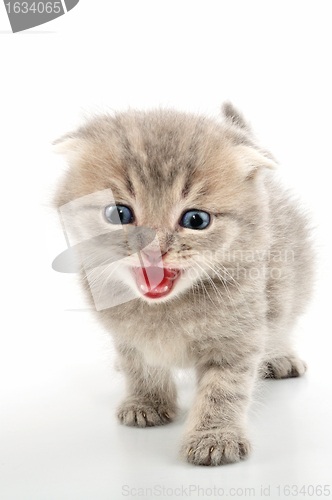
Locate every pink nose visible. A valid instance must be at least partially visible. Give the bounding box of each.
[142,249,164,264]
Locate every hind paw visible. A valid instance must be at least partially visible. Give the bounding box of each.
[260,355,307,379]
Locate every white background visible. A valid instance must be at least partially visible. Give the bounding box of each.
[1,2,331,499]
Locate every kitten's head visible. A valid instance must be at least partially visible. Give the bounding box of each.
[53,103,276,307]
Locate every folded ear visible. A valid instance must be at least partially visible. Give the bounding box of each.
[235,145,278,180]
[222,101,252,132]
[52,134,86,164]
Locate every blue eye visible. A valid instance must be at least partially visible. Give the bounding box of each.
[180,210,210,230]
[105,205,134,224]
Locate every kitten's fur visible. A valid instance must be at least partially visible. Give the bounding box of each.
[53,103,314,466]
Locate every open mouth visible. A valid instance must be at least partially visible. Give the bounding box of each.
[131,266,181,299]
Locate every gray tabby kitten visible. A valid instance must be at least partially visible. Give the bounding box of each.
[53,103,314,466]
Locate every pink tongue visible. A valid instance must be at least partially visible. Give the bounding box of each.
[133,267,178,298]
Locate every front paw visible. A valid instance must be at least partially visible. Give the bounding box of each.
[117,397,177,427]
[180,429,251,466]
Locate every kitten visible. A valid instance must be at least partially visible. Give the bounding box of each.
[53,103,314,466]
